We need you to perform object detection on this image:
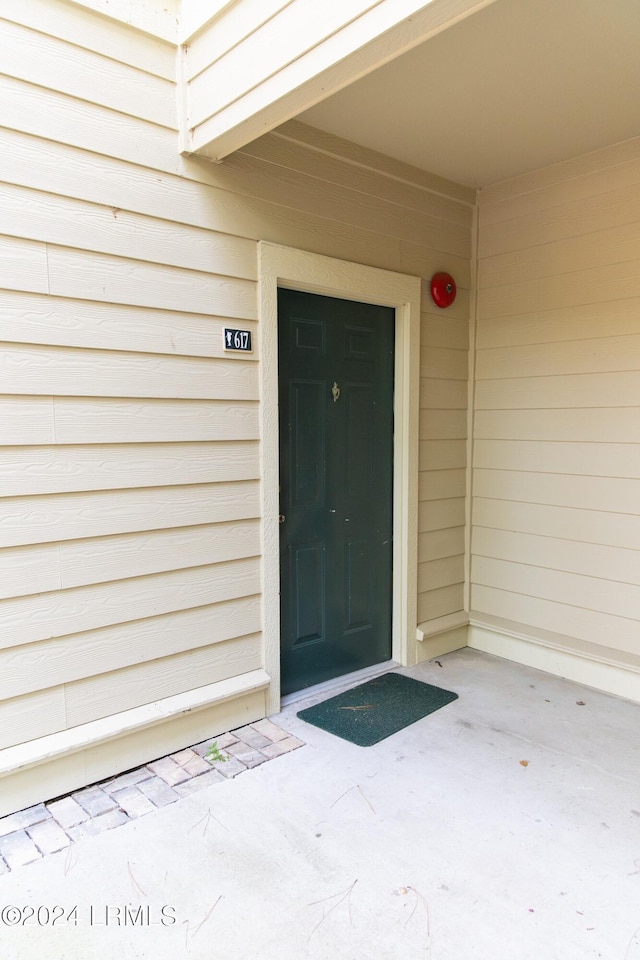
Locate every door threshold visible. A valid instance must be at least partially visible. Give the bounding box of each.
[281,660,399,709]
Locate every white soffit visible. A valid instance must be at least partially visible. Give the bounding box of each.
[299,0,640,187]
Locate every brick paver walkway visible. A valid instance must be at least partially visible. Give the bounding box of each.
[0,720,303,874]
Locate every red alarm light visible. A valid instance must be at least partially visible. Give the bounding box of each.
[430,272,456,308]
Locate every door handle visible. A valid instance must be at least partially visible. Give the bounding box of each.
[279,514,286,524]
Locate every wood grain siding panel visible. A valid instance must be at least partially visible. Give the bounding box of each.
[0,558,260,654]
[0,0,176,79]
[420,378,468,410]
[480,220,640,289]
[0,595,261,698]
[59,520,261,587]
[240,131,473,228]
[474,138,640,661]
[474,440,640,479]
[54,400,259,443]
[0,397,55,445]
[0,443,259,497]
[471,585,640,655]
[418,555,465,593]
[476,335,640,380]
[0,346,258,400]
[419,498,466,533]
[420,346,468,380]
[473,527,640,586]
[419,527,465,562]
[419,440,466,472]
[419,469,466,501]
[0,235,48,293]
[479,181,640,260]
[0,19,176,128]
[420,314,469,351]
[0,76,181,173]
[418,584,464,622]
[477,298,640,351]
[473,496,640,551]
[0,687,67,750]
[478,135,640,219]
[0,543,61,600]
[0,292,258,359]
[420,410,468,440]
[474,407,640,443]
[475,371,640,410]
[0,482,260,547]
[65,634,263,726]
[47,249,257,318]
[219,153,471,258]
[0,181,257,279]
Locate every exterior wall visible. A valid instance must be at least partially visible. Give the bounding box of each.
[471,135,640,693]
[0,2,473,813]
[239,122,473,645]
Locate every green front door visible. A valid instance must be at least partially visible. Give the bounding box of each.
[278,289,395,695]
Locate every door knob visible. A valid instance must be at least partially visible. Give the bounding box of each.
[279,514,286,524]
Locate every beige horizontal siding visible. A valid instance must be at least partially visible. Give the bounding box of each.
[0,0,176,78]
[0,291,258,358]
[0,482,261,547]
[0,520,259,597]
[472,526,640,586]
[0,18,176,127]
[419,526,466,562]
[473,496,640,551]
[419,469,466,501]
[0,75,181,173]
[473,134,640,661]
[0,558,260,654]
[418,583,464,622]
[52,399,259,444]
[1,594,261,699]
[0,443,259,497]
[0,688,67,751]
[0,346,258,399]
[66,634,263,726]
[474,407,640,443]
[0,235,48,292]
[0,180,257,279]
[476,370,640,409]
[477,297,640,351]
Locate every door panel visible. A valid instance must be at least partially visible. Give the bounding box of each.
[291,541,325,645]
[278,289,394,695]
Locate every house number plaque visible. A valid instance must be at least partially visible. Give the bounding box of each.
[223,329,252,352]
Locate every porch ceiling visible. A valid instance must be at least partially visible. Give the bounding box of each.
[298,0,640,187]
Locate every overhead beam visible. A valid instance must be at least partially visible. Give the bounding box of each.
[181,0,498,160]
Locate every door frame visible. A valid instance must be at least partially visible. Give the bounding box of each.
[258,242,421,713]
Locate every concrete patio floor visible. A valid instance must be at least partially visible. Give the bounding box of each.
[1,647,639,960]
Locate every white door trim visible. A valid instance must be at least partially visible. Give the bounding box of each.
[258,242,421,713]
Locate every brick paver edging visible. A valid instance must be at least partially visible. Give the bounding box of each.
[0,720,304,873]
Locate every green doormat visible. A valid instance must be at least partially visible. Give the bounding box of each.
[297,672,458,746]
